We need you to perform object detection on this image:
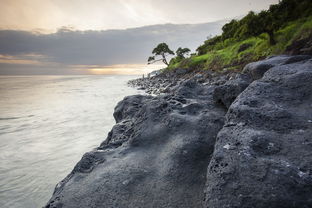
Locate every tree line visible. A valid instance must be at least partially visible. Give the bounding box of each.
[148,0,312,65]
[197,0,312,55]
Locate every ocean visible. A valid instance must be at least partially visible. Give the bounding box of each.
[0,75,141,208]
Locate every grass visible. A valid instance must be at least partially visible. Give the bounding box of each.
[168,16,312,72]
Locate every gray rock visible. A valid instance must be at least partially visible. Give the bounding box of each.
[46,56,312,208]
[46,82,226,208]
[205,58,312,208]
[174,68,188,75]
[243,55,311,80]
[213,74,252,109]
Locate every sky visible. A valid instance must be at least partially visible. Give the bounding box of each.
[0,0,279,75]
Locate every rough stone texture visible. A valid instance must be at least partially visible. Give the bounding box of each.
[46,55,312,208]
[128,67,237,95]
[205,58,312,208]
[213,74,252,109]
[46,80,226,208]
[242,55,311,80]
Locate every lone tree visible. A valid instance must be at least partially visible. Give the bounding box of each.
[176,47,191,59]
[148,43,174,66]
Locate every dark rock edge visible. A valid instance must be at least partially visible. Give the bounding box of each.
[46,55,312,208]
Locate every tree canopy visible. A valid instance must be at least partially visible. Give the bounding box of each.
[148,43,175,66]
[197,0,312,55]
[176,47,191,59]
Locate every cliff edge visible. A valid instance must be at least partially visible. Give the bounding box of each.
[46,55,312,208]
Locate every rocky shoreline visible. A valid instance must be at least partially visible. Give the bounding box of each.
[127,67,239,95]
[46,55,312,208]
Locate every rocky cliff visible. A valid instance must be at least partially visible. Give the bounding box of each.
[46,55,312,208]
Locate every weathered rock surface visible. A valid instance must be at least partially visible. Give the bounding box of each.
[243,55,311,80]
[213,74,252,109]
[46,79,226,208]
[46,55,312,208]
[205,57,312,208]
[127,67,232,95]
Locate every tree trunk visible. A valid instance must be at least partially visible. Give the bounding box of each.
[267,30,276,45]
[162,54,169,66]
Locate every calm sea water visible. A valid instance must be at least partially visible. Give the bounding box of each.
[0,75,140,208]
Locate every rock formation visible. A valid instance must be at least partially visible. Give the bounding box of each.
[46,55,312,208]
[205,55,312,208]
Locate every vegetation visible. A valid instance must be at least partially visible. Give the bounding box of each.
[166,47,191,68]
[148,43,175,66]
[176,47,191,59]
[165,0,312,72]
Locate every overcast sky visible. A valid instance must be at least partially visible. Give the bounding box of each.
[0,0,279,75]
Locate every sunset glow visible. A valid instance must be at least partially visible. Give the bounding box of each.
[88,64,165,75]
[0,0,279,75]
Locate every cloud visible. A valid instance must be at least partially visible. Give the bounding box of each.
[0,54,46,65]
[0,0,279,31]
[0,21,225,74]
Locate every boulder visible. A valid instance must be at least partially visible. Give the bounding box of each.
[46,81,226,208]
[205,58,312,208]
[46,56,312,208]
[243,55,311,80]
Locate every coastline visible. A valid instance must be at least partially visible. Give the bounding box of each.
[0,75,140,208]
[46,55,312,208]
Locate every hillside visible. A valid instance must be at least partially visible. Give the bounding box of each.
[167,0,312,73]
